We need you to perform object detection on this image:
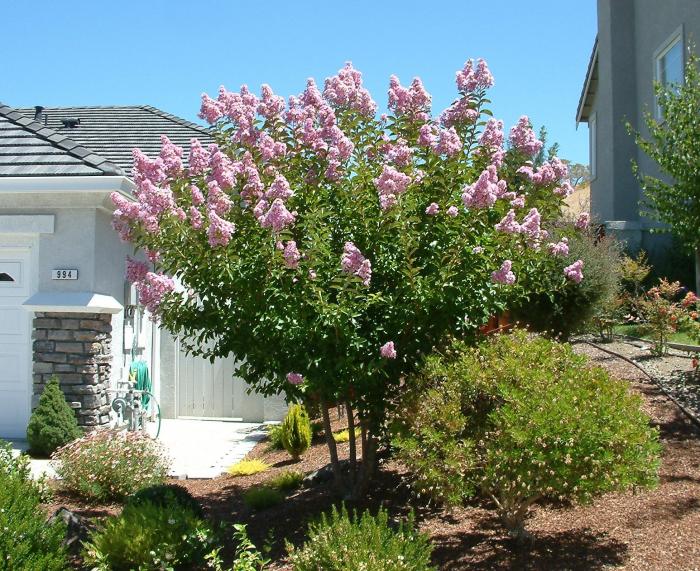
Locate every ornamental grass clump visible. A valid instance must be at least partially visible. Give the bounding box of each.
[227,458,270,477]
[53,429,169,502]
[112,56,592,498]
[281,404,312,461]
[287,505,435,571]
[395,329,661,539]
[26,376,82,457]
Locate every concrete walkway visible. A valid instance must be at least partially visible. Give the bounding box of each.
[10,419,270,481]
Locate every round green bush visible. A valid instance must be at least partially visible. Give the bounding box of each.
[53,429,169,502]
[0,447,67,571]
[288,505,435,571]
[281,404,312,461]
[26,377,82,457]
[126,483,203,517]
[83,500,213,570]
[243,486,284,511]
[395,329,661,538]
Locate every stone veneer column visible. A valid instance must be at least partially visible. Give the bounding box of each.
[32,312,112,427]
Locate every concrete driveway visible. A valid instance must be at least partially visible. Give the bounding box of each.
[10,419,270,480]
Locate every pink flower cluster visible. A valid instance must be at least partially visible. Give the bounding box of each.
[495,210,521,234]
[388,75,431,120]
[188,138,209,176]
[517,157,568,187]
[440,97,478,128]
[380,341,397,359]
[341,242,372,286]
[479,119,504,149]
[323,62,377,117]
[520,208,542,241]
[554,182,575,197]
[382,139,413,167]
[447,206,459,217]
[462,165,507,209]
[547,237,569,256]
[456,58,494,93]
[509,116,543,156]
[282,240,301,269]
[125,260,175,315]
[418,124,462,157]
[425,202,440,215]
[491,260,516,285]
[575,212,590,230]
[374,164,412,210]
[564,259,584,284]
[207,210,236,247]
[286,372,304,385]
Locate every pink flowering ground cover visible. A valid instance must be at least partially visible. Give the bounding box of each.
[111,57,588,497]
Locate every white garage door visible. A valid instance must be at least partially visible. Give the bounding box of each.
[0,249,32,439]
[176,350,236,418]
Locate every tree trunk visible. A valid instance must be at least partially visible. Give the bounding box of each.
[695,246,700,295]
[346,401,357,490]
[321,399,346,492]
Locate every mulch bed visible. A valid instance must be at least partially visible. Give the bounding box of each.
[44,345,700,570]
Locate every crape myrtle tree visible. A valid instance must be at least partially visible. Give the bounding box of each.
[112,59,588,499]
[632,52,700,294]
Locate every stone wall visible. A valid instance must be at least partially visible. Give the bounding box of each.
[32,312,112,427]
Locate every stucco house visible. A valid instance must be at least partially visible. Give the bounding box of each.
[0,103,285,439]
[576,0,699,277]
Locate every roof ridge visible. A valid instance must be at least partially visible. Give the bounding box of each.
[0,102,124,176]
[139,105,213,137]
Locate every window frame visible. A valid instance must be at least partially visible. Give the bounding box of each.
[653,25,685,118]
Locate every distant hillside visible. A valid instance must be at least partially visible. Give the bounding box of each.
[563,184,590,216]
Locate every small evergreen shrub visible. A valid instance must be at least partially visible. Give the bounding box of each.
[26,377,82,457]
[395,329,661,538]
[243,486,284,511]
[83,501,214,570]
[227,458,270,477]
[53,430,169,502]
[126,483,203,517]
[288,505,435,571]
[266,469,304,492]
[266,423,285,450]
[0,441,67,571]
[280,404,311,461]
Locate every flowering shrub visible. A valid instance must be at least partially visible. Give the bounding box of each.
[83,500,214,570]
[53,430,169,501]
[394,330,661,539]
[638,279,687,355]
[287,505,434,571]
[112,58,586,496]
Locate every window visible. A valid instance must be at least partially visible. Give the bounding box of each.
[0,273,14,282]
[655,28,684,116]
[589,112,597,180]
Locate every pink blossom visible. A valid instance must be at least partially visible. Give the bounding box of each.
[479,119,504,149]
[208,145,238,189]
[257,132,286,162]
[258,84,285,122]
[564,259,584,284]
[207,210,236,247]
[434,127,462,157]
[447,206,459,217]
[547,237,569,256]
[509,116,543,156]
[282,240,301,269]
[554,182,575,197]
[440,97,478,128]
[126,257,149,283]
[383,139,413,167]
[265,174,294,201]
[259,198,296,233]
[418,124,438,148]
[520,208,541,240]
[188,138,209,176]
[491,260,516,285]
[388,75,431,120]
[462,165,504,209]
[206,180,233,215]
[341,242,372,286]
[456,58,494,93]
[191,184,205,206]
[199,93,223,124]
[188,206,203,229]
[495,209,521,234]
[374,165,411,210]
[132,149,166,188]
[323,62,377,117]
[217,85,259,144]
[425,202,440,215]
[517,162,557,186]
[550,157,569,180]
[137,272,175,315]
[286,372,304,385]
[380,341,397,359]
[510,194,526,208]
[159,135,183,176]
[575,212,590,230]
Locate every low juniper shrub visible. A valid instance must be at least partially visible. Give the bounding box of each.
[53,429,169,502]
[395,329,661,539]
[126,483,203,517]
[287,504,435,571]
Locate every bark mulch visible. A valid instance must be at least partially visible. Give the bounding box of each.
[43,346,700,570]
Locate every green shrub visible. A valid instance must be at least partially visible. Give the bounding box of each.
[0,442,67,570]
[512,229,622,339]
[83,500,214,570]
[126,483,203,517]
[26,377,82,457]
[395,329,661,538]
[266,469,304,492]
[266,423,285,450]
[53,429,169,502]
[280,404,311,461]
[243,486,284,511]
[228,458,270,477]
[288,505,435,571]
[205,523,270,571]
[333,427,361,443]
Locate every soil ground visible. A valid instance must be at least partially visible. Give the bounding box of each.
[45,341,700,570]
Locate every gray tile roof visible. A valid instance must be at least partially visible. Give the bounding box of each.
[16,105,214,175]
[0,103,122,177]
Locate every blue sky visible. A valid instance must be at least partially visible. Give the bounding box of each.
[1,0,596,165]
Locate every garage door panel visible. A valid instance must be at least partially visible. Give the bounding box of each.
[0,307,25,337]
